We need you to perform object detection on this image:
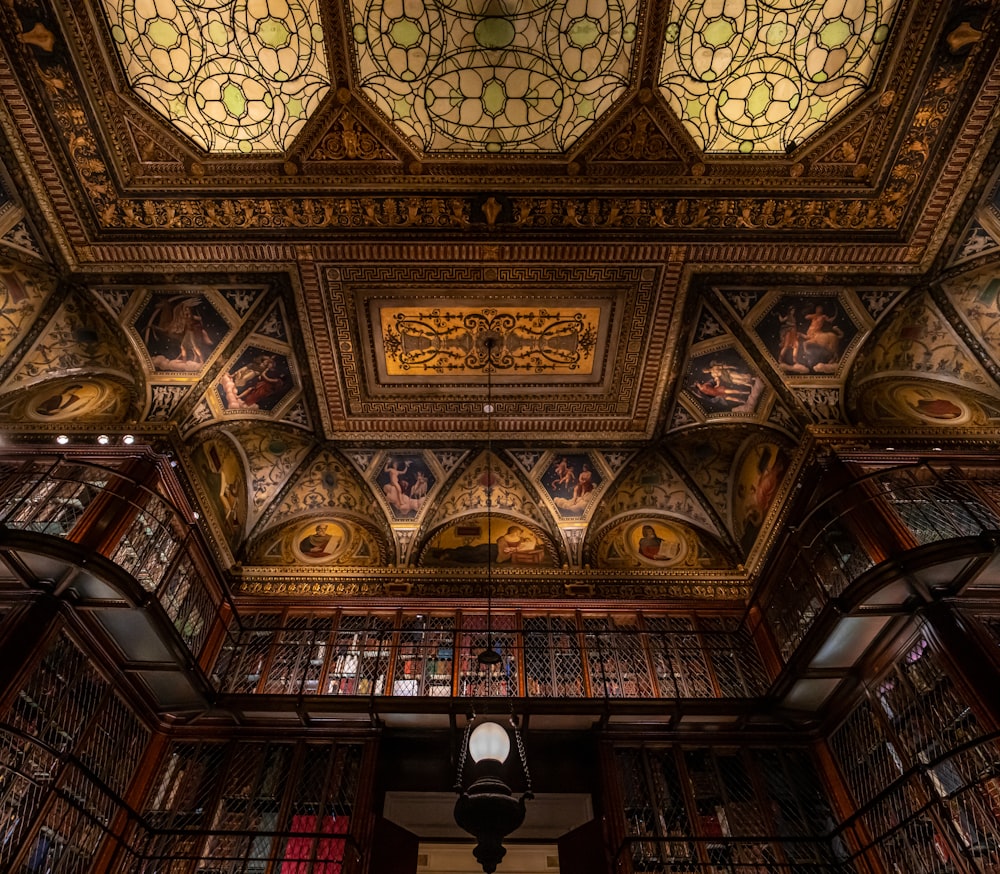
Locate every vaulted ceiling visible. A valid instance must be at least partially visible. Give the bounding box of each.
[0,0,999,601]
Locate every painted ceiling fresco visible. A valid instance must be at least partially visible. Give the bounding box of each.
[0,0,998,602]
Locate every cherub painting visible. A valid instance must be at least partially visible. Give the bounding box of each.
[377,454,435,518]
[543,453,602,516]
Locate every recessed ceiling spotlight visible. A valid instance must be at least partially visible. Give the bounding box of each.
[56,435,69,445]
[97,435,110,445]
[122,434,135,445]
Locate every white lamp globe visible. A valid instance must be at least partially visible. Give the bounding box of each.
[468,721,510,764]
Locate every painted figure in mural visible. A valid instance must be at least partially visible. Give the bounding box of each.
[573,463,594,501]
[218,351,290,411]
[237,359,284,407]
[777,305,801,366]
[694,360,754,402]
[298,523,335,558]
[35,383,86,416]
[801,304,843,366]
[552,457,599,514]
[638,524,681,561]
[495,524,543,563]
[231,354,276,391]
[144,296,213,364]
[736,444,788,552]
[382,459,425,516]
[551,457,575,491]
[496,524,527,561]
[706,361,755,391]
[410,470,429,500]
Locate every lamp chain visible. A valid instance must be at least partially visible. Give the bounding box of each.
[454,711,475,791]
[511,714,533,798]
[485,337,495,661]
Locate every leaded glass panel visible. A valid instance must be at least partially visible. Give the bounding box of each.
[99,0,332,154]
[658,0,902,154]
[348,0,640,153]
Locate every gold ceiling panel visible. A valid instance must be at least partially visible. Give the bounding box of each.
[375,303,606,380]
[306,250,678,440]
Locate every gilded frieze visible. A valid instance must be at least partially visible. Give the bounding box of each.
[939,263,1000,368]
[1,0,986,245]
[853,290,995,394]
[228,423,312,531]
[587,451,721,539]
[235,575,751,601]
[1,292,135,392]
[0,259,55,367]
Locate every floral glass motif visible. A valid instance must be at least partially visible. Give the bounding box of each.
[100,0,331,154]
[658,0,901,154]
[349,0,640,153]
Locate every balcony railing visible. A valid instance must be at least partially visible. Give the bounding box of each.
[212,611,769,701]
[758,464,1000,663]
[0,455,226,660]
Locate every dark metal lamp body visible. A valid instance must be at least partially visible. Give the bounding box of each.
[454,761,527,874]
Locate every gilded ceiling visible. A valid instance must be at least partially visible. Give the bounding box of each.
[0,0,998,603]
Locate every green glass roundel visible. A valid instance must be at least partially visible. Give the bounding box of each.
[99,0,331,154]
[350,0,640,153]
[659,0,901,154]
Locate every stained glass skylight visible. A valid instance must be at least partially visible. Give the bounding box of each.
[659,0,902,154]
[100,0,331,154]
[348,0,640,153]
